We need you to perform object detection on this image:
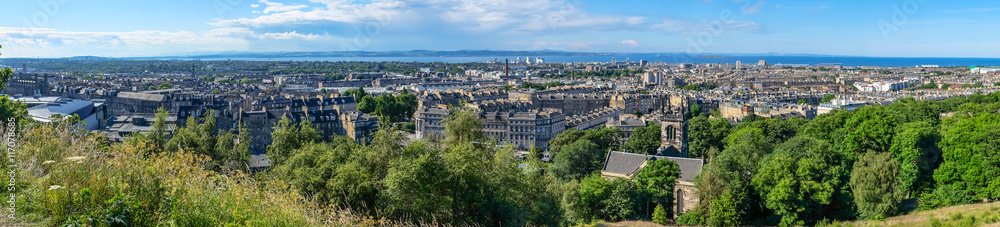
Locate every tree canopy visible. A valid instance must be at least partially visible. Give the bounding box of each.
[624,123,661,155]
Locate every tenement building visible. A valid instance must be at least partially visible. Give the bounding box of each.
[416,107,565,151]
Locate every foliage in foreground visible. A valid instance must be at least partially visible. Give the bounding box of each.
[3,121,327,226]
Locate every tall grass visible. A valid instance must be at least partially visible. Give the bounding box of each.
[1,122,402,226]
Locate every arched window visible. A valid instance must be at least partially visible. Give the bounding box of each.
[666,125,676,140]
[677,189,685,214]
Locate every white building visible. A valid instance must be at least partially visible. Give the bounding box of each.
[643,72,663,85]
[818,99,867,115]
[972,67,1000,74]
[854,79,916,92]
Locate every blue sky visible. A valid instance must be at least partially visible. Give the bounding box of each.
[1,0,999,58]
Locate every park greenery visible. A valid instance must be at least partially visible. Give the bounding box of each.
[344,87,418,122]
[519,81,568,90]
[682,92,1000,226]
[822,94,837,103]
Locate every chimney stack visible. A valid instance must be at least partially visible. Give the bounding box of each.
[505,59,509,77]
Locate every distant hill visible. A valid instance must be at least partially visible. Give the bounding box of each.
[141,50,620,59]
[697,55,730,59]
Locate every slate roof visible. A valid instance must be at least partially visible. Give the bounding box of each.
[27,99,95,122]
[117,92,167,102]
[602,151,704,181]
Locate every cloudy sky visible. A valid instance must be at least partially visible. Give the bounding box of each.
[1,0,999,58]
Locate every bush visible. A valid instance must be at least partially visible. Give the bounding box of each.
[8,122,329,226]
[676,208,706,226]
[652,204,669,225]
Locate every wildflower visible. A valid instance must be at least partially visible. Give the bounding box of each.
[65,156,87,163]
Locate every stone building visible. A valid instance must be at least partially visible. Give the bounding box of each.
[415,107,565,151]
[601,151,704,217]
[339,111,379,144]
[414,107,449,140]
[4,73,52,97]
[112,91,174,114]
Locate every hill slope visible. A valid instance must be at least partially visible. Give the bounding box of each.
[836,202,1000,227]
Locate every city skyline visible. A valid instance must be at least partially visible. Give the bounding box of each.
[2,0,1000,58]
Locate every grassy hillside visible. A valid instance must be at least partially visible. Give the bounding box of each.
[587,202,1000,227]
[0,122,397,226]
[829,202,1000,227]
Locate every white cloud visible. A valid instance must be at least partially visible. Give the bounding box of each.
[211,0,404,27]
[259,0,309,14]
[0,26,331,57]
[742,0,767,14]
[250,4,260,8]
[942,8,996,13]
[621,39,638,47]
[774,3,829,12]
[651,18,765,35]
[210,0,769,39]
[260,31,321,40]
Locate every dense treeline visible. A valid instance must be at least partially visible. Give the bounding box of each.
[683,92,1000,226]
[343,87,418,122]
[264,109,684,226]
[519,81,568,90]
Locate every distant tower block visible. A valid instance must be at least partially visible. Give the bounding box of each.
[736,60,741,69]
[758,59,767,66]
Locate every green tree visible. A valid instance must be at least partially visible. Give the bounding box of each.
[442,109,487,146]
[358,95,375,113]
[635,159,681,216]
[801,109,851,141]
[266,117,321,166]
[752,136,854,226]
[798,99,807,105]
[548,129,587,158]
[850,152,904,220]
[688,115,732,160]
[550,140,605,182]
[652,204,669,225]
[701,127,775,225]
[690,103,702,117]
[932,110,1000,205]
[396,88,418,120]
[0,45,29,126]
[380,141,451,222]
[596,178,652,222]
[548,127,621,160]
[888,121,941,197]
[835,105,896,157]
[573,174,612,223]
[821,94,836,103]
[624,123,661,155]
[157,82,173,90]
[148,108,170,151]
[162,112,249,172]
[343,87,369,100]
